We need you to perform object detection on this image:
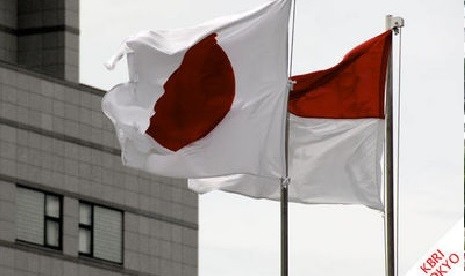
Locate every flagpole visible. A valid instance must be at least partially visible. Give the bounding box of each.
[282,0,296,275]
[281,87,291,276]
[280,173,289,276]
[281,53,292,276]
[384,15,395,276]
[385,15,404,276]
[280,74,291,276]
[280,0,296,276]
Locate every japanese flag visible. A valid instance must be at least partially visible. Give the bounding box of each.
[103,0,291,179]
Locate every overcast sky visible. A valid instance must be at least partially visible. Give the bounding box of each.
[80,0,463,275]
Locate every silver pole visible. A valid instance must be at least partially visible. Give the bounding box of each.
[282,0,296,274]
[280,178,288,276]
[385,15,395,276]
[385,15,404,276]
[281,82,291,276]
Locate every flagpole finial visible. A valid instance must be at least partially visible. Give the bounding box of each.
[386,15,405,35]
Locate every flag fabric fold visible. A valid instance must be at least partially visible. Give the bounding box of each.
[103,0,291,179]
[189,30,392,211]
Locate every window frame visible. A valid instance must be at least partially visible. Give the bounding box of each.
[15,185,63,250]
[78,201,94,257]
[78,201,123,264]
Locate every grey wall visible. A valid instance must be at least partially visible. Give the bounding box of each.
[0,0,79,81]
[0,63,198,276]
[0,0,17,63]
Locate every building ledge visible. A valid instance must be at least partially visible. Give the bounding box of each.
[0,59,105,97]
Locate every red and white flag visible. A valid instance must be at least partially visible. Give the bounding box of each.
[190,31,392,211]
[103,0,291,179]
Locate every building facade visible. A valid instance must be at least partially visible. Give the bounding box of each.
[0,1,198,275]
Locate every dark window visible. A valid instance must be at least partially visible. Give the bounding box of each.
[15,186,63,250]
[79,202,123,264]
[79,202,93,255]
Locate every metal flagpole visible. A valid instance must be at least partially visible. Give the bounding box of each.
[281,82,293,276]
[280,143,289,276]
[385,15,404,276]
[281,0,296,275]
[384,15,395,276]
[280,82,292,276]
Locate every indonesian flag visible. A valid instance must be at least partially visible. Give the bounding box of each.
[189,31,392,211]
[102,0,291,179]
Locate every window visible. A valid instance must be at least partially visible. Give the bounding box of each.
[79,202,123,263]
[15,186,62,249]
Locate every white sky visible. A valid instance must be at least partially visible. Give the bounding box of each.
[80,0,464,275]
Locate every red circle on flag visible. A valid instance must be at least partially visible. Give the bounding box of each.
[145,33,235,151]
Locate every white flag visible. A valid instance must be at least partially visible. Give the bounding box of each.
[103,0,291,179]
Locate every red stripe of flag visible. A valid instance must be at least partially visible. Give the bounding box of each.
[289,30,392,119]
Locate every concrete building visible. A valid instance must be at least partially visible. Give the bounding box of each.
[0,1,198,275]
